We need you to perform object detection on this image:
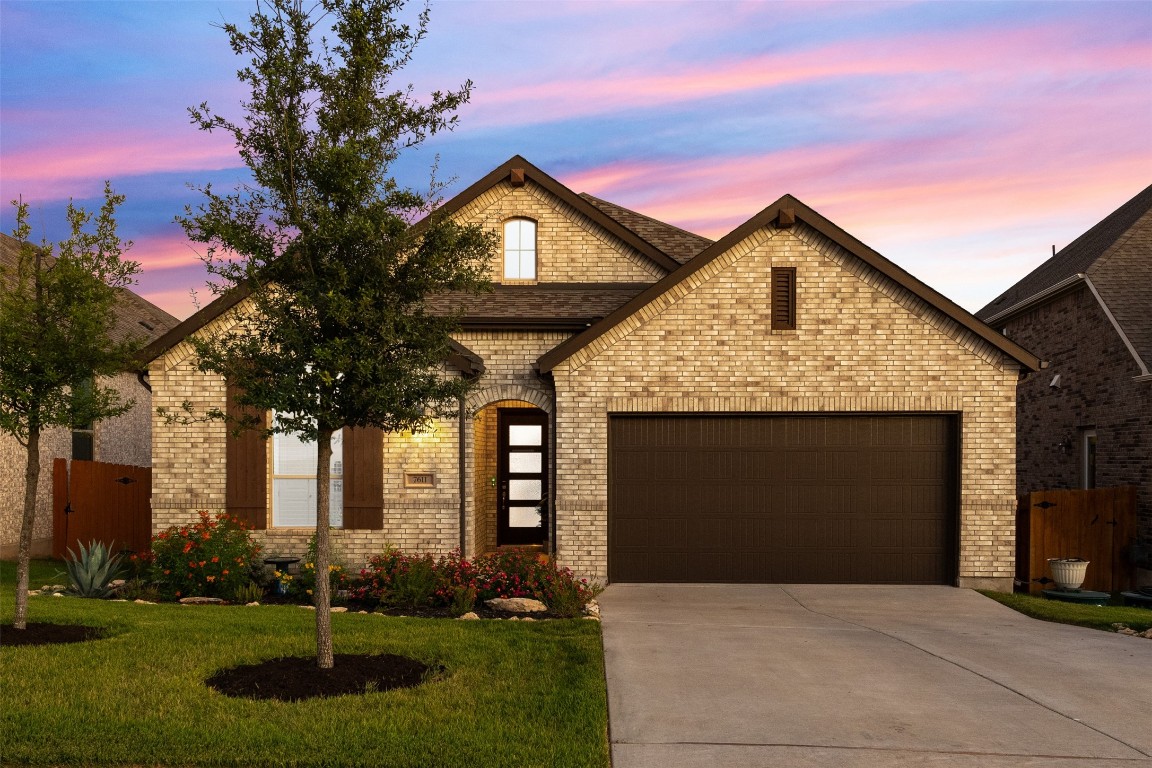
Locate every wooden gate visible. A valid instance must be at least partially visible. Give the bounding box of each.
[1016,486,1137,594]
[52,459,152,559]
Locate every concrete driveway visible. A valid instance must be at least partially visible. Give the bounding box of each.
[599,584,1152,767]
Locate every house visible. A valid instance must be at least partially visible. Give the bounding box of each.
[977,184,1152,555]
[140,156,1039,590]
[0,232,180,559]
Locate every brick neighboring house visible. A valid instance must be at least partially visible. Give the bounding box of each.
[977,184,1152,551]
[141,156,1039,590]
[0,232,179,559]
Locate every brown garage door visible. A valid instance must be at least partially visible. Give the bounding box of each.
[609,414,957,584]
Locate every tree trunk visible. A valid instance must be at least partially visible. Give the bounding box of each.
[314,427,334,669]
[14,426,41,630]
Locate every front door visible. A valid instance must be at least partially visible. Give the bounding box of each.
[497,409,548,546]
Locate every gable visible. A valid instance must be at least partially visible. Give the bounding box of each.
[450,177,668,284]
[540,196,1040,374]
[548,223,1014,381]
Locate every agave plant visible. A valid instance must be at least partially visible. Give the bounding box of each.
[65,540,127,598]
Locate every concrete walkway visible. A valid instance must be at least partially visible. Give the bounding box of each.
[599,584,1152,767]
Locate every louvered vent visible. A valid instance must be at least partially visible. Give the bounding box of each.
[771,267,796,330]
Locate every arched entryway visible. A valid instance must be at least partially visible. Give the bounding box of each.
[472,399,549,555]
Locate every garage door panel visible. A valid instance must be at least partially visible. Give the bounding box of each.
[609,415,956,584]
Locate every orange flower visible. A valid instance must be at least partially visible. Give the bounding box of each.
[211,556,219,563]
[206,575,216,582]
[222,569,229,576]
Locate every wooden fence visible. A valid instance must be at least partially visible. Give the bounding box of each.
[52,459,152,560]
[1016,486,1137,594]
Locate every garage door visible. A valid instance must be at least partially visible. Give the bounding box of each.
[609,414,957,584]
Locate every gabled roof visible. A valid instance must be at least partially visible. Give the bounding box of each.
[538,195,1042,373]
[427,283,650,330]
[578,194,713,265]
[135,282,485,376]
[422,155,683,274]
[0,231,179,346]
[976,184,1152,377]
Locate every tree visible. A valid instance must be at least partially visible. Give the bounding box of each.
[0,185,141,630]
[178,0,494,668]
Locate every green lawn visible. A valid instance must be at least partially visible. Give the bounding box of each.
[980,590,1152,633]
[2,594,609,767]
[0,558,68,588]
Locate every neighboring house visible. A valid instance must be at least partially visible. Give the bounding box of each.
[977,184,1152,550]
[0,232,180,558]
[141,156,1039,590]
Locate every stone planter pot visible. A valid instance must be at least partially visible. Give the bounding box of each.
[1048,558,1089,591]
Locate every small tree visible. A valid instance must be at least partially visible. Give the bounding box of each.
[0,185,141,629]
[179,0,494,668]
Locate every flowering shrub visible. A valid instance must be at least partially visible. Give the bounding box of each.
[150,512,263,599]
[348,547,601,616]
[287,535,350,603]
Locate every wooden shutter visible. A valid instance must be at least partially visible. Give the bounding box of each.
[343,426,383,529]
[225,382,267,529]
[771,267,796,330]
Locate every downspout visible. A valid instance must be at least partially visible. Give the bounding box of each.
[458,394,467,555]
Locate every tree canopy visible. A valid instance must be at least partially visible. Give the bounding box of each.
[179,0,494,667]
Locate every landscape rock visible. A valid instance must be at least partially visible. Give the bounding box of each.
[301,605,316,610]
[109,579,126,588]
[485,597,547,613]
[133,599,157,605]
[458,612,480,621]
[246,601,260,607]
[52,593,64,598]
[1143,629,1152,639]
[583,601,601,617]
[1118,627,1139,636]
[583,615,601,621]
[178,596,225,605]
[330,607,347,613]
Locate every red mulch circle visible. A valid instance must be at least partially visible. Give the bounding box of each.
[206,653,436,702]
[1,622,107,647]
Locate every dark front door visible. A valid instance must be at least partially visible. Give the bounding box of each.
[497,408,548,546]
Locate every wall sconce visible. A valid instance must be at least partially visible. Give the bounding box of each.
[1049,374,1061,389]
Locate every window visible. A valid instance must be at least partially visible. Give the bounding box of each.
[71,377,94,461]
[270,413,343,527]
[503,218,537,280]
[771,267,796,330]
[1080,429,1097,490]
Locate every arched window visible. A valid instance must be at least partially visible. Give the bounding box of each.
[503,218,537,280]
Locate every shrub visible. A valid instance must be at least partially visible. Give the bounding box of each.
[347,546,601,615]
[64,540,127,598]
[232,581,264,603]
[287,534,350,604]
[151,512,263,599]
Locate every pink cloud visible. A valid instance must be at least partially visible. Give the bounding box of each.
[0,128,237,200]
[463,19,1151,128]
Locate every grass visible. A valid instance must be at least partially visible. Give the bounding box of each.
[1,594,609,767]
[980,590,1152,633]
[1,558,68,589]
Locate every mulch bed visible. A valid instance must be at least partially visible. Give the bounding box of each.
[206,653,436,701]
[1,622,107,647]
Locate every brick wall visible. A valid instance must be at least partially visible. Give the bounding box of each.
[550,222,1021,589]
[1002,285,1152,546]
[1,371,152,558]
[454,179,666,284]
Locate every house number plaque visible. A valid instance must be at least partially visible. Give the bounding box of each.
[404,472,435,488]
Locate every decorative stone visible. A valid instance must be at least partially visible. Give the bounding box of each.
[583,615,601,621]
[246,601,260,607]
[458,612,480,620]
[330,607,347,613]
[521,617,535,622]
[1118,627,1138,636]
[110,598,128,602]
[507,616,520,621]
[485,597,547,613]
[583,601,601,617]
[358,610,368,614]
[178,596,225,605]
[133,599,156,605]
[1142,629,1152,639]
[109,579,126,588]
[301,605,316,610]
[52,593,64,598]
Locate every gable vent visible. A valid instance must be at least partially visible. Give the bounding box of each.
[771,267,796,330]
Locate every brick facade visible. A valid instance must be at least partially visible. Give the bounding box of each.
[1001,286,1152,546]
[1,371,153,559]
[549,222,1021,589]
[147,167,1025,589]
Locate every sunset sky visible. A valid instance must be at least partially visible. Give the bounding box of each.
[2,0,1150,320]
